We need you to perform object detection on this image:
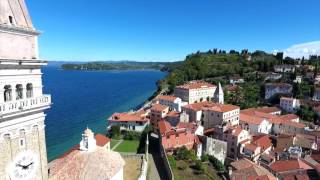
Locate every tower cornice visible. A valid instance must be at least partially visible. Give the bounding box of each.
[0,24,40,36]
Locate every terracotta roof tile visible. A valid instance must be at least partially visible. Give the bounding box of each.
[108,112,148,122]
[158,95,179,102]
[176,81,216,90]
[270,159,312,173]
[95,134,110,147]
[151,104,169,112]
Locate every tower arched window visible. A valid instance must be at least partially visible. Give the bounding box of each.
[4,85,12,102]
[26,83,33,98]
[9,16,13,24]
[16,84,23,100]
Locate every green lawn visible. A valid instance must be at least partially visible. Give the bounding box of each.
[114,140,140,153]
[110,139,120,149]
[168,155,221,180]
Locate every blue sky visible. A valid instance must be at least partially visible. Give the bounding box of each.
[27,0,320,61]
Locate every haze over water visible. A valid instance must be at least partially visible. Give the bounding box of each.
[42,66,166,161]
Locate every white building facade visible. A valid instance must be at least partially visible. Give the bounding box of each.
[280,97,300,113]
[0,1,51,179]
[265,83,293,99]
[174,81,216,104]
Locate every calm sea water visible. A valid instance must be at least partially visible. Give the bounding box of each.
[42,67,166,161]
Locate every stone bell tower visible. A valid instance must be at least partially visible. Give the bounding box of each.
[0,0,51,180]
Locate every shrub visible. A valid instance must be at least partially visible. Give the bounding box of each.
[110,126,121,139]
[208,155,225,172]
[124,131,141,140]
[167,155,176,169]
[178,160,188,170]
[176,146,190,160]
[193,160,204,173]
[201,154,209,162]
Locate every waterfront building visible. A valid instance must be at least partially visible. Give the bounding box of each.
[280,97,300,113]
[265,83,293,100]
[156,95,186,112]
[108,110,149,132]
[49,128,124,180]
[0,1,51,179]
[174,81,216,104]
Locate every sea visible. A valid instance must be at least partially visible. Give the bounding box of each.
[42,65,166,161]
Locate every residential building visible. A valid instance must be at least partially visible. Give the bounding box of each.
[239,113,272,135]
[265,72,282,81]
[241,108,305,135]
[158,121,203,158]
[241,135,273,162]
[213,82,224,104]
[280,97,300,113]
[222,126,251,159]
[265,83,293,99]
[150,104,169,128]
[200,136,227,164]
[174,81,216,104]
[274,64,295,73]
[254,107,282,115]
[182,101,212,122]
[293,134,318,150]
[313,87,320,101]
[156,95,186,112]
[293,75,302,83]
[230,158,276,180]
[202,103,240,128]
[269,159,314,180]
[0,1,52,179]
[108,110,149,132]
[49,128,125,180]
[229,75,245,84]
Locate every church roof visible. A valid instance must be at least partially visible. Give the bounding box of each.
[0,0,34,29]
[49,146,125,180]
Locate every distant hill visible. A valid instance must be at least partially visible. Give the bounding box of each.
[61,61,181,71]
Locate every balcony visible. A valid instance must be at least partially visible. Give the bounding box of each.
[0,95,51,116]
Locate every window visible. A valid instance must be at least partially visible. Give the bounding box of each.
[9,16,13,24]
[4,85,12,102]
[16,84,23,100]
[26,83,33,98]
[20,138,25,148]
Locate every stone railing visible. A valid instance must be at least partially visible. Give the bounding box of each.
[0,95,51,115]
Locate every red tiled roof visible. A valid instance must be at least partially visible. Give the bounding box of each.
[158,95,179,102]
[183,101,215,111]
[108,112,148,122]
[176,81,215,90]
[240,113,264,125]
[151,104,169,112]
[158,120,172,134]
[270,159,312,173]
[95,134,110,147]
[255,107,281,114]
[244,143,258,152]
[252,135,272,151]
[203,103,240,113]
[282,120,305,128]
[247,175,276,180]
[228,126,245,136]
[279,114,299,122]
[166,111,180,118]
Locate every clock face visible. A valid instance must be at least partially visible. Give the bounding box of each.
[8,151,38,180]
